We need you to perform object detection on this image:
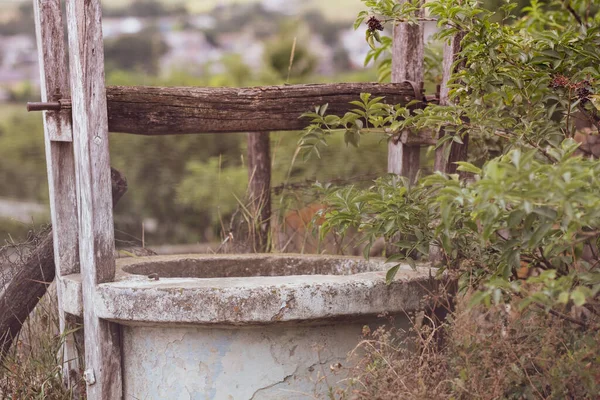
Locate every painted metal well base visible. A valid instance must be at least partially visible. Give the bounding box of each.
[60,254,436,399]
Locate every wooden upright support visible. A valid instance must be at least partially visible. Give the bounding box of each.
[32,0,81,389]
[247,132,272,253]
[65,0,122,397]
[434,32,468,174]
[388,0,424,182]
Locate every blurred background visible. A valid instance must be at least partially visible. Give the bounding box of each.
[0,0,434,252]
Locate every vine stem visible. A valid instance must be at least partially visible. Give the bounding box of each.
[565,86,572,138]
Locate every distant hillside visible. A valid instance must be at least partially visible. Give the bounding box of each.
[1,0,365,22]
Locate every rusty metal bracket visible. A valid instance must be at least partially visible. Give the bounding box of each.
[26,98,72,112]
[402,80,425,103]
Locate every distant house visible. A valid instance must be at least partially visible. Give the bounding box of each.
[160,31,221,74]
[0,34,39,87]
[340,28,370,69]
[0,87,10,102]
[102,17,143,38]
[261,0,299,14]
[188,15,216,30]
[217,29,264,71]
[308,34,335,76]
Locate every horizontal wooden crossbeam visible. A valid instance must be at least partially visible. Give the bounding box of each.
[105,82,420,135]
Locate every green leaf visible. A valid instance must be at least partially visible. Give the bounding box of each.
[454,162,482,175]
[468,291,490,308]
[511,149,521,168]
[319,103,329,116]
[386,264,401,284]
[344,129,360,148]
[528,222,553,247]
[589,95,600,111]
[557,291,570,304]
[570,288,586,306]
[507,210,525,228]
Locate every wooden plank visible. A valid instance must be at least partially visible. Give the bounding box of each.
[65,0,122,398]
[247,132,271,252]
[105,83,416,135]
[32,0,80,390]
[434,31,468,175]
[388,0,424,183]
[34,0,72,143]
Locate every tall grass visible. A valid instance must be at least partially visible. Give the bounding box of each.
[0,286,78,400]
[335,292,600,399]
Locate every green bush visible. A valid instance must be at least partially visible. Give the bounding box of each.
[309,2,600,395]
[307,0,600,315]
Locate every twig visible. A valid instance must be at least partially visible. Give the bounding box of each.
[286,37,297,84]
[379,17,438,24]
[565,86,573,138]
[537,247,554,271]
[493,130,557,163]
[562,0,584,26]
[535,303,598,331]
[272,174,381,195]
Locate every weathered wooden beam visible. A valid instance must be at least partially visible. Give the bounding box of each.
[388,0,424,183]
[105,83,417,135]
[400,129,436,146]
[65,0,121,397]
[32,0,79,389]
[247,132,271,253]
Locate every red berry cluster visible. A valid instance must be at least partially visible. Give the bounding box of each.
[549,75,594,103]
[549,74,570,88]
[367,16,384,32]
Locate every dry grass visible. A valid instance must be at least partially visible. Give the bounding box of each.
[334,294,600,400]
[0,230,80,400]
[0,287,78,400]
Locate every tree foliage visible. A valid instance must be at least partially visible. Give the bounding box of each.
[303,0,600,318]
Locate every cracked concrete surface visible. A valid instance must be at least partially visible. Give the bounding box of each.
[122,319,402,399]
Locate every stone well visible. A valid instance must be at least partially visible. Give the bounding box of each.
[60,254,436,399]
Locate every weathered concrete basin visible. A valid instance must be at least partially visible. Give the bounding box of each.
[60,254,436,399]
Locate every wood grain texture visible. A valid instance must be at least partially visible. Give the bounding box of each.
[434,31,468,175]
[65,0,121,398]
[400,129,436,146]
[388,0,424,182]
[33,0,79,388]
[106,83,416,134]
[247,132,271,253]
[34,0,72,142]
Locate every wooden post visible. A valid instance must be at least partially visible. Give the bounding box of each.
[32,0,81,390]
[65,0,122,398]
[430,31,467,265]
[247,132,271,252]
[388,0,424,182]
[434,31,468,174]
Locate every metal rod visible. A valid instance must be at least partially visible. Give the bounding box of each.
[27,99,72,112]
